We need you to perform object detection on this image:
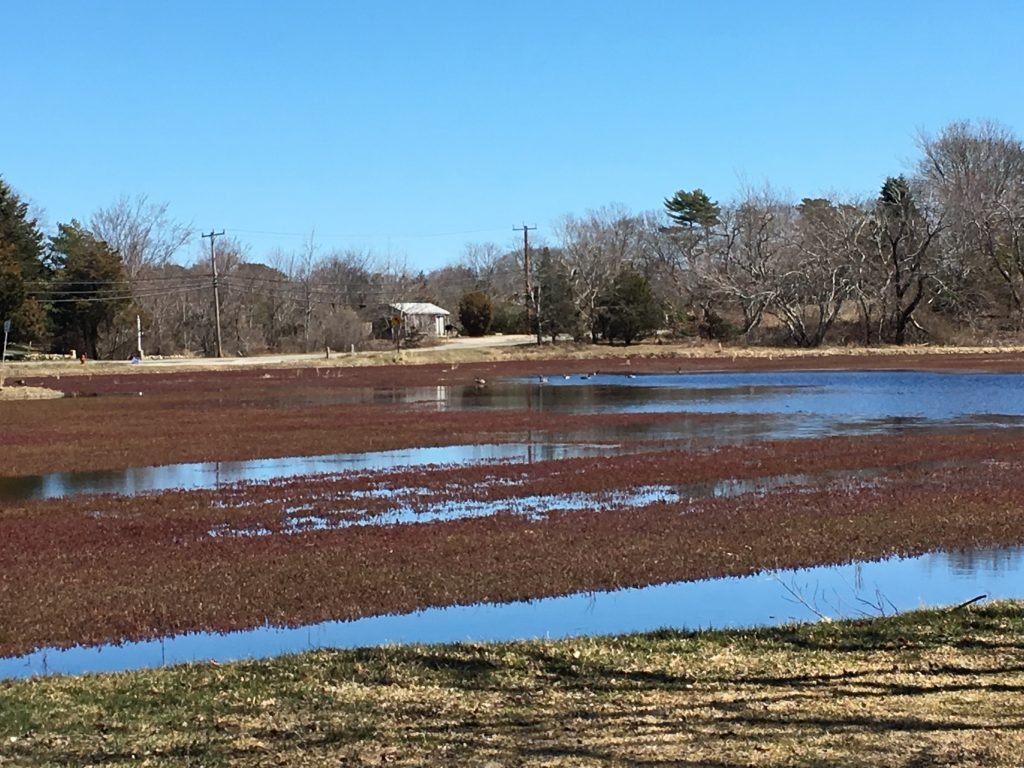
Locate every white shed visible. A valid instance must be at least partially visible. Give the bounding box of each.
[390,302,452,337]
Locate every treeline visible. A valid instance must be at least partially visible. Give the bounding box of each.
[531,120,1024,347]
[2,119,1023,357]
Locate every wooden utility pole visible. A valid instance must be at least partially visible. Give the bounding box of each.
[202,229,225,357]
[514,223,537,341]
[533,283,542,345]
[0,319,10,387]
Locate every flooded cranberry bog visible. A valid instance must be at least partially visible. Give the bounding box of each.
[5,352,1024,678]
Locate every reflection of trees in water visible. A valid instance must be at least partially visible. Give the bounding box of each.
[455,380,784,413]
[945,547,1024,577]
[559,415,778,444]
[0,474,47,502]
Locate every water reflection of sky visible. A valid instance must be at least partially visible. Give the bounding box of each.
[0,443,617,502]
[508,370,1024,420]
[4,371,1024,502]
[2,546,1019,680]
[210,471,883,537]
[3,371,1021,678]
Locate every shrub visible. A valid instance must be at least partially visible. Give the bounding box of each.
[458,291,494,337]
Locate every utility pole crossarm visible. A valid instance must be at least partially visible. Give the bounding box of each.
[201,229,226,358]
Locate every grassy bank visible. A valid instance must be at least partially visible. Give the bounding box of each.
[8,338,1024,383]
[3,603,1023,766]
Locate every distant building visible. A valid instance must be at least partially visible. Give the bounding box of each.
[384,302,452,338]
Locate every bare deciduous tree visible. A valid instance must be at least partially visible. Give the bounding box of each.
[704,189,783,339]
[777,197,864,346]
[558,205,647,340]
[865,177,943,345]
[918,120,1024,328]
[89,195,191,283]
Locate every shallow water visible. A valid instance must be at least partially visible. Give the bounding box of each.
[0,443,616,502]
[4,370,1021,502]
[4,370,1021,678]
[494,369,1024,423]
[2,545,1017,680]
[208,470,881,537]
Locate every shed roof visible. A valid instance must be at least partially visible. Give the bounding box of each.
[391,302,451,316]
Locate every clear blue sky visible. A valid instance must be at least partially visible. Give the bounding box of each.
[5,1,1023,272]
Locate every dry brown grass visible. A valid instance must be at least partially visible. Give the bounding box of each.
[10,337,1024,381]
[0,385,62,401]
[2,602,1023,766]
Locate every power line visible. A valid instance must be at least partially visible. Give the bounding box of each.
[25,273,425,303]
[22,273,212,287]
[217,279,407,305]
[217,280,369,308]
[26,278,208,296]
[29,284,203,304]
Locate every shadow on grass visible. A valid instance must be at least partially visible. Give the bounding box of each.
[9,604,1024,766]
